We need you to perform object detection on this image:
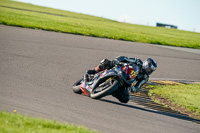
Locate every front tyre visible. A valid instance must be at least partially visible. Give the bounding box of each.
[72,79,83,94]
[90,80,118,99]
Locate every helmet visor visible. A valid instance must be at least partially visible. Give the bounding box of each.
[146,65,156,75]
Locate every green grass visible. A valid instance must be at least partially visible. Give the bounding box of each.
[148,84,200,116]
[0,0,200,49]
[0,111,96,133]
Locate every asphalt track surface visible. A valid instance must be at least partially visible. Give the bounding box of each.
[0,25,200,133]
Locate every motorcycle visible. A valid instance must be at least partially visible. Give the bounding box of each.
[72,63,140,100]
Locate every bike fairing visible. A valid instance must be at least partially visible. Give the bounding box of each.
[73,62,140,102]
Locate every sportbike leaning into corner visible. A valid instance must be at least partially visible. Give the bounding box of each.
[73,56,157,103]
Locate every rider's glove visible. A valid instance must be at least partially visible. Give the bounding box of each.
[135,58,143,69]
[130,86,140,93]
[113,56,128,65]
[136,59,142,64]
[127,58,142,67]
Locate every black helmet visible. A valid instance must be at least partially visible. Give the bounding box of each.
[142,58,157,75]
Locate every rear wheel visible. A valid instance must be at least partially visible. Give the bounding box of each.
[72,79,83,94]
[90,80,118,99]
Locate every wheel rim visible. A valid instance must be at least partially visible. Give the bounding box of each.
[92,81,112,94]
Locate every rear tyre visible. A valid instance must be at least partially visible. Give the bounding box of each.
[72,79,83,94]
[90,80,118,99]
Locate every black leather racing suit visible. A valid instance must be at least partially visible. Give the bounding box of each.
[86,56,149,103]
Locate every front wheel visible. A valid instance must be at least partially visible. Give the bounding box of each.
[72,79,83,94]
[90,80,119,99]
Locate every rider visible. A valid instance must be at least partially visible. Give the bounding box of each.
[84,56,157,103]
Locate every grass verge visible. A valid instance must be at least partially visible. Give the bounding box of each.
[0,111,96,133]
[148,84,200,119]
[0,0,200,49]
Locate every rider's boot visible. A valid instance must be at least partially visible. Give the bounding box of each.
[86,69,96,74]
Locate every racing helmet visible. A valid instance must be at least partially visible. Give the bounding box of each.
[142,58,157,75]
